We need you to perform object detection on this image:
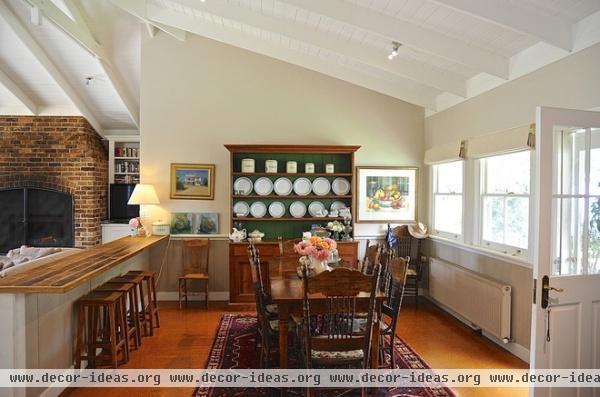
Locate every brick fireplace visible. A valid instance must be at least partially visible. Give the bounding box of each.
[0,116,108,248]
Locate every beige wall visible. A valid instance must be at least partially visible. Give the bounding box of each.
[140,34,425,294]
[423,42,600,352]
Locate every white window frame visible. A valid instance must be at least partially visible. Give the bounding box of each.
[430,161,464,241]
[475,150,535,259]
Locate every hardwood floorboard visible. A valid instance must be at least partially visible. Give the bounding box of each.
[63,298,528,397]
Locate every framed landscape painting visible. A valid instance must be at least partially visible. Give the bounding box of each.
[356,166,418,223]
[170,163,215,200]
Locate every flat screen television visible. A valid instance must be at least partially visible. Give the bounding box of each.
[109,184,139,222]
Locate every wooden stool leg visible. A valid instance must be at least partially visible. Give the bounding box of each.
[88,305,98,369]
[75,304,85,369]
[108,304,118,368]
[128,289,141,348]
[151,276,160,327]
[184,280,188,307]
[204,280,209,309]
[119,296,129,363]
[144,278,155,331]
[178,279,183,310]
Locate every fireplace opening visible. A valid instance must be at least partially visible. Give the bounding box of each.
[0,187,74,254]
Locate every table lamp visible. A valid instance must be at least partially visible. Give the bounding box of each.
[128,184,160,236]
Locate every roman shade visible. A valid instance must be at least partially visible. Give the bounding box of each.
[424,140,466,165]
[467,123,535,159]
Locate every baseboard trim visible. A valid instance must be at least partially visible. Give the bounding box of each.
[157,291,229,302]
[422,292,530,363]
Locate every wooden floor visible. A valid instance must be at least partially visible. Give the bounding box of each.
[64,298,528,397]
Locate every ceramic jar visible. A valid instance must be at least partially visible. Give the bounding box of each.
[325,163,335,173]
[265,160,278,173]
[286,161,297,173]
[241,158,255,173]
[305,163,315,173]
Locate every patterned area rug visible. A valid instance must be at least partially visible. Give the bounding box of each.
[193,314,455,397]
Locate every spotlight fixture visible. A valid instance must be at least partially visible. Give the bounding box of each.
[388,41,401,60]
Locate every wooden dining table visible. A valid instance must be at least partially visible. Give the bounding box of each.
[267,256,385,369]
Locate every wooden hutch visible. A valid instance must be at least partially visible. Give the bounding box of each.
[225,145,360,303]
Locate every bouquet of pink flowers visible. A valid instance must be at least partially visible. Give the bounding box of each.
[128,217,145,236]
[294,236,337,262]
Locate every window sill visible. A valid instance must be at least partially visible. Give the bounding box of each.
[429,235,532,269]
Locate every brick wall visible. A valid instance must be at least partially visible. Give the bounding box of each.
[0,116,108,247]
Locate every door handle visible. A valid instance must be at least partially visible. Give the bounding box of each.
[541,275,563,309]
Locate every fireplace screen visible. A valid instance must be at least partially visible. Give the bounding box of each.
[0,188,74,253]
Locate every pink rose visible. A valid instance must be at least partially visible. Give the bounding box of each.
[324,238,337,250]
[128,217,139,229]
[314,249,330,261]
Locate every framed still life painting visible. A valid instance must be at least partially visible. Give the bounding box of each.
[355,166,418,223]
[170,163,215,200]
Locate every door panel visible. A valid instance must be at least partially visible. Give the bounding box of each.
[547,304,580,369]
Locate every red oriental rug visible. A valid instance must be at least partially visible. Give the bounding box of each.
[192,314,455,397]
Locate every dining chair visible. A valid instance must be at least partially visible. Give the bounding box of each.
[278,236,300,257]
[247,243,287,368]
[299,265,381,396]
[178,239,210,309]
[378,256,409,368]
[360,240,383,275]
[393,232,423,307]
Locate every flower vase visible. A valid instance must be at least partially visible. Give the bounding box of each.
[310,256,330,275]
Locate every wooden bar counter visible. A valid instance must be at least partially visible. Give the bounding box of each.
[0,235,167,293]
[0,235,168,397]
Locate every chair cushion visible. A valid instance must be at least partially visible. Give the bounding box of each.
[406,268,418,276]
[268,319,295,332]
[311,349,364,360]
[266,304,278,315]
[352,318,390,334]
[180,273,208,280]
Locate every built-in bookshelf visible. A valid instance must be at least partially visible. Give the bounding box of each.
[107,136,140,184]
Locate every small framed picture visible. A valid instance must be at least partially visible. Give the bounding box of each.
[170,212,219,235]
[355,166,418,223]
[170,163,215,200]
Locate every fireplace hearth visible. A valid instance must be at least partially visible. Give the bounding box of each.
[0,187,74,253]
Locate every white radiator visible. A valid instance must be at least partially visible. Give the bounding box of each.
[429,258,512,341]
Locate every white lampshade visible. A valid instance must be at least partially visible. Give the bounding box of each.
[128,184,160,205]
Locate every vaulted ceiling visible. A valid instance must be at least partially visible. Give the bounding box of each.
[1,0,599,134]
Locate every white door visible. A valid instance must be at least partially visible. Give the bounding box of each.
[531,107,600,397]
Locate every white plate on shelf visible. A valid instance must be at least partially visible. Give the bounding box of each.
[293,177,312,196]
[233,201,250,217]
[250,201,267,218]
[312,177,331,196]
[268,201,286,218]
[289,201,307,218]
[254,177,274,196]
[308,201,326,217]
[331,177,351,196]
[330,201,347,212]
[233,177,253,195]
[273,177,293,196]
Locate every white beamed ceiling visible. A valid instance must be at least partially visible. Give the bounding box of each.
[0,0,600,129]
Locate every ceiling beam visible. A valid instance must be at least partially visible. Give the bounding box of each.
[172,0,466,97]
[21,0,140,127]
[24,0,105,58]
[431,0,572,51]
[145,4,437,110]
[0,0,103,133]
[280,0,509,79]
[110,0,186,41]
[0,65,38,115]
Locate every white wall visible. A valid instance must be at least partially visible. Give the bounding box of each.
[423,42,600,352]
[140,33,425,293]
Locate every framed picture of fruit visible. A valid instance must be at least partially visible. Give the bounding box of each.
[355,166,418,223]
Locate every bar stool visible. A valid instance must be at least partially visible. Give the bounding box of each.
[95,282,140,352]
[110,274,151,337]
[126,270,160,329]
[74,291,128,369]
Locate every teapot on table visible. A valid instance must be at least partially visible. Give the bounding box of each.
[229,228,247,242]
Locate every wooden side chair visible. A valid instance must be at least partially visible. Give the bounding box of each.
[379,256,409,368]
[360,240,383,275]
[300,266,380,369]
[394,233,423,307]
[278,236,300,257]
[179,239,210,309]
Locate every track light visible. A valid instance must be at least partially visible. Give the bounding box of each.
[388,41,401,60]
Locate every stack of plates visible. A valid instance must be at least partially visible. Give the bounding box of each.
[293,178,312,196]
[268,201,286,218]
[250,202,267,218]
[254,177,273,196]
[233,177,253,195]
[273,177,293,195]
[312,177,331,196]
[289,201,307,218]
[331,178,350,196]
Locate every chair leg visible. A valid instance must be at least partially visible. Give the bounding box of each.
[178,279,183,310]
[184,280,188,307]
[108,305,118,368]
[151,277,160,327]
